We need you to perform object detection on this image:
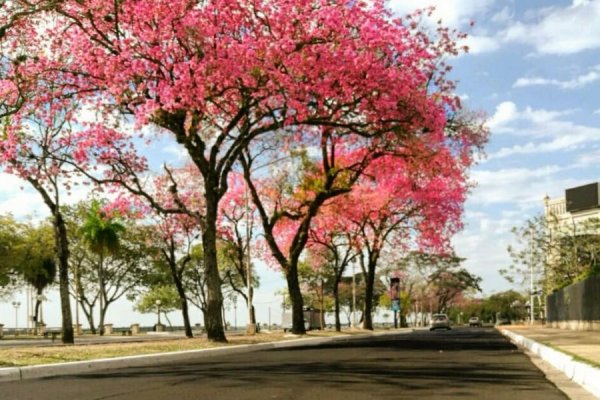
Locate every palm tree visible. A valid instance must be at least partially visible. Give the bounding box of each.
[79,200,125,335]
[23,258,57,329]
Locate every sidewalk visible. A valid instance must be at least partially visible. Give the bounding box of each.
[500,325,600,399]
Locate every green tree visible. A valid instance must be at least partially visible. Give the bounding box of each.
[483,290,527,323]
[79,200,125,335]
[503,214,600,294]
[135,286,181,327]
[18,222,56,327]
[0,215,25,297]
[503,215,550,294]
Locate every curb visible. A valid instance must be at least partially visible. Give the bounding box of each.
[500,329,600,398]
[0,330,404,383]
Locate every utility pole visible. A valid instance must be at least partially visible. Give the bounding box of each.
[245,185,256,335]
[352,261,357,329]
[529,227,535,325]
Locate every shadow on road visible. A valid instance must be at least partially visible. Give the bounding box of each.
[30,328,564,399]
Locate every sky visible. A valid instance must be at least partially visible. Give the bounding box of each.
[1,0,600,329]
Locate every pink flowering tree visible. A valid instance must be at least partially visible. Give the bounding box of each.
[0,100,82,343]
[243,111,486,334]
[218,173,259,326]
[339,145,476,330]
[148,212,200,338]
[105,164,204,338]
[307,210,359,332]
[0,1,485,339]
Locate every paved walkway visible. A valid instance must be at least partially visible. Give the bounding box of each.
[501,325,600,399]
[0,331,190,348]
[504,325,600,365]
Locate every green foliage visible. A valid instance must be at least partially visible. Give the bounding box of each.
[505,214,600,293]
[134,285,181,314]
[23,258,57,293]
[79,199,125,257]
[0,215,25,296]
[336,273,386,316]
[298,260,336,311]
[378,290,411,316]
[484,290,527,322]
[0,215,56,297]
[451,291,527,324]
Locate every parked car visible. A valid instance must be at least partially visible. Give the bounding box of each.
[468,316,482,327]
[429,313,451,331]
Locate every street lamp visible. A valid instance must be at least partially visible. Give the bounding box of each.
[232,296,238,330]
[244,184,256,335]
[155,299,162,326]
[351,260,357,329]
[529,227,535,324]
[11,301,21,336]
[320,277,327,330]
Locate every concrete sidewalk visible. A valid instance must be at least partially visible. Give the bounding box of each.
[500,325,600,399]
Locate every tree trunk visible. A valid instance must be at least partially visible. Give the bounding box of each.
[249,286,256,325]
[99,302,108,336]
[98,253,105,336]
[81,304,96,334]
[167,257,194,338]
[33,287,42,325]
[175,281,193,338]
[202,190,227,342]
[54,211,74,344]
[333,280,341,332]
[362,257,377,331]
[286,261,306,334]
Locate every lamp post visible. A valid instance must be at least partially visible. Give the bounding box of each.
[245,184,256,335]
[529,227,535,324]
[233,295,238,330]
[11,301,21,336]
[351,261,357,329]
[320,278,327,330]
[155,299,162,326]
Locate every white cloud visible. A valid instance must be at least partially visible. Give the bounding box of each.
[485,101,600,160]
[0,174,47,219]
[388,0,495,28]
[486,101,519,131]
[464,35,501,54]
[514,65,600,89]
[502,1,600,55]
[576,148,600,166]
[488,133,595,160]
[487,101,575,136]
[594,109,600,115]
[470,165,567,206]
[490,7,513,24]
[0,170,95,221]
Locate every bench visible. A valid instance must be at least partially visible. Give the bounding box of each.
[113,328,132,336]
[43,330,61,342]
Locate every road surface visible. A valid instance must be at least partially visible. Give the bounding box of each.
[0,328,569,400]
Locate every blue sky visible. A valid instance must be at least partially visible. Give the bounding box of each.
[388,0,600,295]
[1,0,599,328]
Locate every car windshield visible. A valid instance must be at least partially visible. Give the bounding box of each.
[433,315,447,321]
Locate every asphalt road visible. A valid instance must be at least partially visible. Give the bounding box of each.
[0,328,569,400]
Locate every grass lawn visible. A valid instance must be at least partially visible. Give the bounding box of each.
[0,329,373,368]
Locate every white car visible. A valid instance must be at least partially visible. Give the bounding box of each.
[429,314,451,331]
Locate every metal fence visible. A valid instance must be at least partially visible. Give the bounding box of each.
[546,274,600,322]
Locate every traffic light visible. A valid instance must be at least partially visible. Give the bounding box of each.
[390,277,400,300]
